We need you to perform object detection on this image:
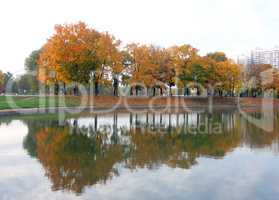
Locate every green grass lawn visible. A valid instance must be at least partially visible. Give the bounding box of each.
[0,95,245,111]
[0,96,83,110]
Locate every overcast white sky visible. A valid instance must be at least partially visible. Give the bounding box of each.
[0,0,278,74]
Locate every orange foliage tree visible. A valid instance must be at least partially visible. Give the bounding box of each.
[36,22,244,97]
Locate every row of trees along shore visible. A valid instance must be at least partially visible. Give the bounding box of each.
[37,22,242,96]
[1,22,279,97]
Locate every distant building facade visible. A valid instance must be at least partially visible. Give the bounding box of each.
[238,47,279,68]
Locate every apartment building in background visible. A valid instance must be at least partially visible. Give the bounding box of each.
[238,47,279,68]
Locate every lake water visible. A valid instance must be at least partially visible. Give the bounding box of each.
[1,112,279,200]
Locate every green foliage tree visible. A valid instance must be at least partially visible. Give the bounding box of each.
[207,52,228,62]
[0,70,4,93]
[18,74,38,94]
[25,50,41,72]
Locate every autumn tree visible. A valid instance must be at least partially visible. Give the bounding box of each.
[202,52,242,96]
[169,45,198,95]
[125,44,157,96]
[111,51,123,96]
[246,64,272,97]
[38,22,101,95]
[215,60,242,96]
[190,58,210,96]
[148,46,173,95]
[36,21,246,97]
[249,65,279,97]
[152,47,176,96]
[271,69,279,97]
[93,32,122,96]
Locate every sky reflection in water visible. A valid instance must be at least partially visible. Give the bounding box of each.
[1,112,279,200]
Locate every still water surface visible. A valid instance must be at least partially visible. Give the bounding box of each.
[1,112,279,200]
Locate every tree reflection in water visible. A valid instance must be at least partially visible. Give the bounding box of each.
[22,112,279,194]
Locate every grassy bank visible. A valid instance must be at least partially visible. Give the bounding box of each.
[0,96,82,110]
[0,95,277,111]
[0,95,241,111]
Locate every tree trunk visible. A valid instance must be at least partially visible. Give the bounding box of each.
[252,88,257,97]
[197,87,200,96]
[63,82,67,95]
[130,87,133,96]
[113,85,118,96]
[113,83,118,96]
[94,81,99,96]
[136,87,139,96]
[160,87,163,96]
[73,85,79,96]
[219,90,223,97]
[153,87,156,96]
[113,78,119,96]
[169,86,172,96]
[208,87,214,97]
[54,82,59,95]
[184,87,191,96]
